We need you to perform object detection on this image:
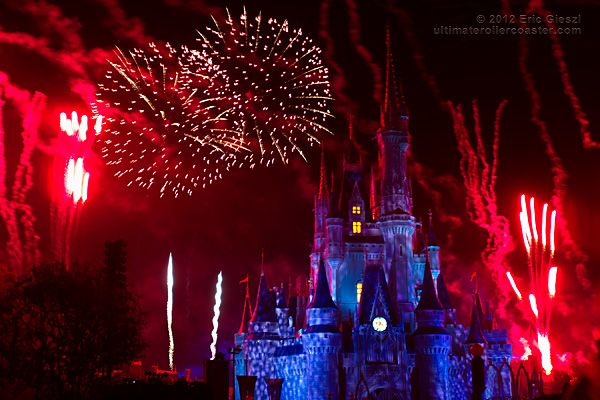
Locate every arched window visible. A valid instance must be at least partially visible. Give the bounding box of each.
[356,281,363,303]
[352,221,362,234]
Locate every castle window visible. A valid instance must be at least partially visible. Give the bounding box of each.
[352,205,361,215]
[352,221,362,234]
[356,281,363,303]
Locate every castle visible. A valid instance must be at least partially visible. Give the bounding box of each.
[232,36,513,400]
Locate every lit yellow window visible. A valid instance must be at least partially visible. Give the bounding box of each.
[352,221,362,234]
[356,282,363,303]
[352,206,361,215]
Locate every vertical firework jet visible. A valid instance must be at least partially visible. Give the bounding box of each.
[167,253,175,371]
[53,111,101,269]
[509,194,558,375]
[210,271,223,360]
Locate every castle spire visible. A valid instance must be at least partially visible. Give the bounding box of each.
[415,257,443,311]
[237,275,253,334]
[318,144,328,199]
[276,283,287,308]
[250,271,277,323]
[466,293,487,345]
[428,209,438,246]
[344,113,362,168]
[380,25,408,130]
[308,258,336,309]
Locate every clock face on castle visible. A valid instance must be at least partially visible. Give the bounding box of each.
[372,317,388,332]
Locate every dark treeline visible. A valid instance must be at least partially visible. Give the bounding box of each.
[0,241,145,400]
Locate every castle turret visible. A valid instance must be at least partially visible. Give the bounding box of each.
[245,272,280,400]
[414,259,451,400]
[303,259,342,400]
[376,30,418,327]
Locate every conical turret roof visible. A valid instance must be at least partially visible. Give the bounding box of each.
[250,272,277,323]
[415,257,443,311]
[308,259,336,309]
[466,294,487,345]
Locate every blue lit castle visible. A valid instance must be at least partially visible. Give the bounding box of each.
[233,36,513,400]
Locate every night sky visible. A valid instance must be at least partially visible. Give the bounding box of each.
[0,0,599,375]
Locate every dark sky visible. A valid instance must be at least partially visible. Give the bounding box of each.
[0,0,599,375]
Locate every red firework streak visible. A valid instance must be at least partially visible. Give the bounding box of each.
[52,111,101,269]
[507,194,558,375]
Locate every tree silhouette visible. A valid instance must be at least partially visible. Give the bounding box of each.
[0,241,145,400]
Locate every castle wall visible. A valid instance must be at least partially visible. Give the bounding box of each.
[414,333,451,400]
[303,332,342,400]
[274,351,308,400]
[245,338,279,400]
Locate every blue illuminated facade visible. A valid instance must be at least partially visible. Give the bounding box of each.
[234,36,513,400]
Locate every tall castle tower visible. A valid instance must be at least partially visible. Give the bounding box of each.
[304,259,342,400]
[376,28,417,329]
[414,259,451,400]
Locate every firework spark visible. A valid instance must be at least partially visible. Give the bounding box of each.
[167,253,175,371]
[506,271,522,300]
[97,10,332,197]
[210,271,223,360]
[96,42,250,197]
[520,337,533,361]
[517,194,559,375]
[548,266,557,298]
[188,8,333,165]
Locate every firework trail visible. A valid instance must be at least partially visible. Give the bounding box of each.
[191,9,333,165]
[11,92,46,268]
[510,194,559,375]
[516,31,586,274]
[384,0,446,109]
[167,253,175,371]
[319,0,353,111]
[0,89,23,273]
[490,0,590,289]
[343,0,383,104]
[448,100,511,275]
[210,271,223,360]
[523,1,597,149]
[0,76,46,273]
